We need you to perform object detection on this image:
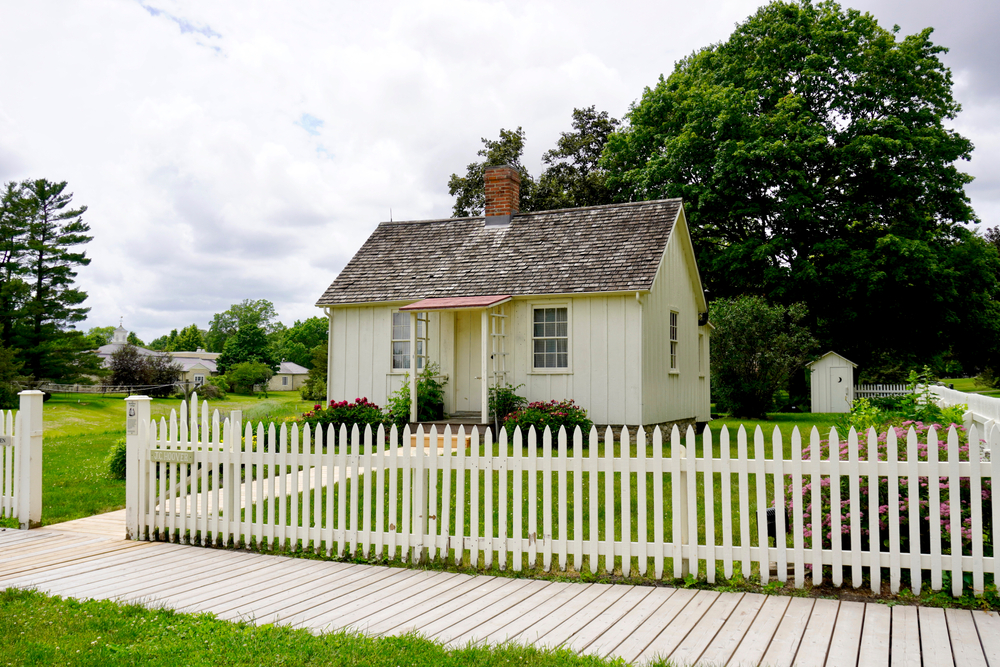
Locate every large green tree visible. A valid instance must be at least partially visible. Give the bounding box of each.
[217,324,279,374]
[602,0,998,375]
[206,299,279,352]
[172,324,204,352]
[448,127,535,217]
[273,316,327,368]
[534,106,620,210]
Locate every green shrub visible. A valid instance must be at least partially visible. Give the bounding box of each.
[106,437,127,480]
[300,377,326,401]
[206,375,229,394]
[488,383,527,421]
[503,399,593,439]
[385,362,449,427]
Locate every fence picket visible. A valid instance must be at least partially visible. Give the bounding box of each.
[928,426,943,591]
[948,427,962,598]
[790,428,804,588]
[620,426,631,578]
[542,427,553,572]
[866,427,880,594]
[513,426,523,572]
[290,423,301,551]
[604,426,615,575]
[992,425,1000,587]
[671,426,684,579]
[847,428,862,589]
[499,427,508,571]
[720,427,733,580]
[558,427,568,572]
[809,427,822,587]
[528,427,537,568]
[337,424,349,557]
[685,426,698,580]
[652,426,664,579]
[887,427,901,594]
[388,425,399,561]
[906,426,921,595]
[453,425,465,566]
[704,426,715,584]
[753,427,768,584]
[441,425,453,564]
[484,427,494,569]
[773,427,786,584]
[830,428,843,587]
[969,425,984,595]
[636,426,647,576]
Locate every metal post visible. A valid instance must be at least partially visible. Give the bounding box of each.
[125,395,152,539]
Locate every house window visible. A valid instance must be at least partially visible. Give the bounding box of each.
[282,376,289,386]
[193,374,205,386]
[670,311,679,371]
[391,311,426,371]
[698,332,705,376]
[533,307,568,369]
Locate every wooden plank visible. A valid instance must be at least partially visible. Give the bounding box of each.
[294,569,461,631]
[507,582,626,648]
[857,603,891,667]
[477,582,593,647]
[920,607,956,667]
[825,600,865,667]
[445,580,572,647]
[619,589,718,664]
[888,605,921,667]
[1,542,182,590]
[759,596,814,667]
[947,608,988,667]
[973,608,1000,667]
[410,578,537,643]
[367,575,503,636]
[662,591,743,667]
[725,594,791,666]
[783,597,838,667]
[580,586,683,658]
[696,592,767,665]
[435,580,552,646]
[556,586,654,652]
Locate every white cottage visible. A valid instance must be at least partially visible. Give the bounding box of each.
[315,165,711,428]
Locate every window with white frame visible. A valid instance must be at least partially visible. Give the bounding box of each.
[282,376,289,386]
[670,311,679,371]
[532,306,568,369]
[193,374,205,386]
[391,311,426,371]
[698,332,705,376]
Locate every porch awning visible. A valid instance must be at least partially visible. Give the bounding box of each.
[399,295,511,311]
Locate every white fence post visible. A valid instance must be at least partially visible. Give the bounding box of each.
[125,395,152,539]
[16,390,43,529]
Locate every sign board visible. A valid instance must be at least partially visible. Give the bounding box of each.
[0,435,10,447]
[126,401,139,436]
[150,450,195,464]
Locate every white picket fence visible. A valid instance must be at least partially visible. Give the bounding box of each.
[854,383,911,399]
[929,384,1000,436]
[126,393,999,599]
[0,391,44,529]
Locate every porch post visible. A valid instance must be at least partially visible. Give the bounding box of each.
[410,311,418,424]
[481,309,489,424]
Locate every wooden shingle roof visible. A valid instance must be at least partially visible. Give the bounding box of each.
[316,199,682,306]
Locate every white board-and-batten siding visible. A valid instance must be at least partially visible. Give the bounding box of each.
[640,208,711,425]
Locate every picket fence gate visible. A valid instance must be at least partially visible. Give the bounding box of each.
[854,383,911,399]
[0,391,44,529]
[126,393,999,599]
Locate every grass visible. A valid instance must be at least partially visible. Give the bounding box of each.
[11,391,313,526]
[0,588,650,667]
[941,377,1000,398]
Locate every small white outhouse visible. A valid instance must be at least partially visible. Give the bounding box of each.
[807,352,857,413]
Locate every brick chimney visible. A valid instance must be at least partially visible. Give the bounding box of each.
[484,165,520,227]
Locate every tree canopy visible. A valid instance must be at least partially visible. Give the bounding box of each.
[447,107,620,217]
[206,299,279,352]
[217,324,279,374]
[602,0,998,376]
[0,179,98,381]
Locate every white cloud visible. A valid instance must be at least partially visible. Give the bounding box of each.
[0,0,996,343]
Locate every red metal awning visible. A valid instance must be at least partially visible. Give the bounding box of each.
[399,295,511,311]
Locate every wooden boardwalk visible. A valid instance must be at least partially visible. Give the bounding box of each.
[1,520,999,665]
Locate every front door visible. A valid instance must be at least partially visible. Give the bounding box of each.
[453,310,482,414]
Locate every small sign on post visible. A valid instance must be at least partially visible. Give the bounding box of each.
[0,435,10,447]
[126,400,139,436]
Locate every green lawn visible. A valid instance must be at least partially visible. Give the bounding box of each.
[23,391,313,526]
[942,377,1000,398]
[0,588,632,667]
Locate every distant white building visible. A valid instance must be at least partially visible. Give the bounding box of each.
[807,351,857,413]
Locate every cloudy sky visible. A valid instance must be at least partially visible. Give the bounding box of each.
[0,0,996,343]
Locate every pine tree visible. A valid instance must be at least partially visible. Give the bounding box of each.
[15,179,93,380]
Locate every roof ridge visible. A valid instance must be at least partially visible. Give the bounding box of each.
[376,198,682,226]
